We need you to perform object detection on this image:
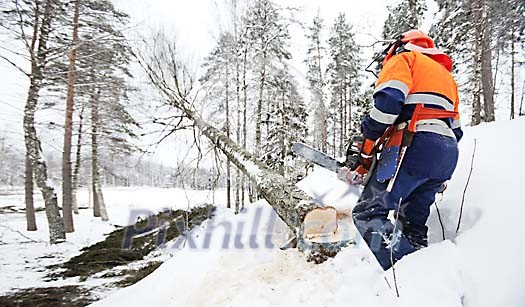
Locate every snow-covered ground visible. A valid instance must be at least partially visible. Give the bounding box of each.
[91,118,525,307]
[0,187,225,296]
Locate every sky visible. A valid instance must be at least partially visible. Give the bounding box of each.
[108,0,413,166]
[0,0,443,168]
[111,0,415,75]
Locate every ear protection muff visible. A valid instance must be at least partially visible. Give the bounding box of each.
[381,34,408,66]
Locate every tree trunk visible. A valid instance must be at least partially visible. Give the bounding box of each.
[62,0,80,233]
[518,81,525,116]
[181,102,318,225]
[471,0,483,126]
[255,43,267,157]
[339,82,344,156]
[25,156,37,231]
[91,86,101,218]
[24,83,65,243]
[96,182,108,221]
[168,98,349,260]
[510,31,515,120]
[342,85,346,153]
[23,0,65,244]
[480,1,495,122]
[316,37,327,152]
[332,116,336,156]
[321,103,327,153]
[72,103,85,214]
[225,67,231,210]
[241,43,248,210]
[235,46,242,214]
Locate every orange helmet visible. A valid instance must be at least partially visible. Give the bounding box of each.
[382,29,452,71]
[400,29,435,48]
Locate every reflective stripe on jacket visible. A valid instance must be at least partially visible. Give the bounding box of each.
[362,51,463,142]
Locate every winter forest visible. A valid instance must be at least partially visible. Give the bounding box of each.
[0,0,524,306]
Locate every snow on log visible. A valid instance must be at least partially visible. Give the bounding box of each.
[178,103,352,262]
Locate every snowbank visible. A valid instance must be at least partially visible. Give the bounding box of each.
[92,118,525,307]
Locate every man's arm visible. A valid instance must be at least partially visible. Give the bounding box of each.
[361,53,413,140]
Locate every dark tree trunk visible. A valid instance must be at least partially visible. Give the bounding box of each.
[510,31,516,120]
[91,86,101,218]
[471,0,483,126]
[480,1,495,122]
[339,82,344,156]
[225,67,231,210]
[241,43,248,210]
[62,0,80,233]
[25,156,37,231]
[235,47,242,214]
[72,103,85,214]
[518,81,525,116]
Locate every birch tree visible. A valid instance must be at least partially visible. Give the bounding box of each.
[1,0,66,243]
[136,34,350,262]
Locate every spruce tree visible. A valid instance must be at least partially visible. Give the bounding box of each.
[305,14,328,152]
[243,0,291,157]
[263,68,307,180]
[383,0,427,39]
[327,13,361,156]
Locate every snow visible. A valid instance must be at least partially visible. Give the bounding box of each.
[2,118,525,306]
[0,187,225,296]
[90,117,525,307]
[0,208,115,294]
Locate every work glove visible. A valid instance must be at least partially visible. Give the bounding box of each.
[337,165,367,185]
[347,135,375,171]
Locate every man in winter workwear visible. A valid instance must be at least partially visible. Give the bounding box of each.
[350,30,463,270]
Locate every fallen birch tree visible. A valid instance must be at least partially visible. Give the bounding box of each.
[134,34,352,262]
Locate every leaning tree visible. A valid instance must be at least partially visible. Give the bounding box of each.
[135,33,353,262]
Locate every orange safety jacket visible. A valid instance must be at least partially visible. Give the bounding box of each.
[362,50,462,142]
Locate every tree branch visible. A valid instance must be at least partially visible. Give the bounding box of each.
[0,54,29,77]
